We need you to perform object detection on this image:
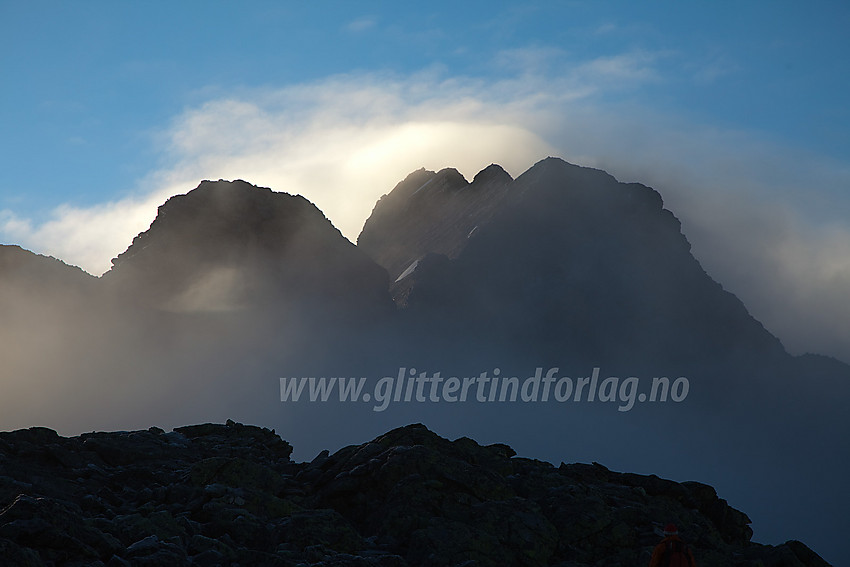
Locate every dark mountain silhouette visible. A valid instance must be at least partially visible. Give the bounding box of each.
[0,244,97,327]
[359,158,785,371]
[0,180,397,437]
[356,158,849,564]
[0,244,95,291]
[359,164,513,306]
[0,246,105,427]
[0,421,830,566]
[0,160,847,563]
[103,179,392,321]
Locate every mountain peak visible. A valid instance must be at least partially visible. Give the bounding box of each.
[109,180,321,271]
[104,179,390,314]
[361,159,786,364]
[358,164,514,299]
[472,163,513,186]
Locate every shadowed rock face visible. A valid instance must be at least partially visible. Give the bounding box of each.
[352,159,848,564]
[0,161,846,562]
[0,180,399,435]
[0,421,830,567]
[361,157,786,371]
[0,244,97,318]
[104,179,392,319]
[0,244,95,289]
[358,164,513,306]
[99,179,398,390]
[0,246,103,411]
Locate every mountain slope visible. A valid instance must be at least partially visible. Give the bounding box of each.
[0,161,846,562]
[354,159,850,563]
[0,246,103,425]
[0,180,398,441]
[104,179,392,319]
[358,164,513,306]
[359,158,786,369]
[0,244,97,313]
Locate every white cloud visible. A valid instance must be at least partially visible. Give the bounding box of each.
[594,22,618,35]
[2,73,559,275]
[493,46,569,75]
[1,64,849,363]
[539,103,850,361]
[346,16,377,33]
[1,192,167,276]
[154,74,558,247]
[576,50,663,83]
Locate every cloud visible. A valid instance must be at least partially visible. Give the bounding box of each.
[1,61,849,364]
[576,50,664,83]
[594,22,618,35]
[492,47,664,90]
[493,46,569,75]
[1,192,166,277]
[692,58,737,84]
[0,73,560,276]
[154,74,558,246]
[346,16,377,33]
[539,104,850,361]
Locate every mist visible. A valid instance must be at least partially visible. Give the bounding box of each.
[2,4,848,563]
[3,72,849,367]
[4,160,848,562]
[1,73,849,564]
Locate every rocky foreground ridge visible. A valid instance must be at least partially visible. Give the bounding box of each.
[0,422,828,567]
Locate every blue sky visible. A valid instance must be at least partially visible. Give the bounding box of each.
[2,0,850,361]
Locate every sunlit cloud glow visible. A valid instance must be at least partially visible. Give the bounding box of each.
[1,65,849,364]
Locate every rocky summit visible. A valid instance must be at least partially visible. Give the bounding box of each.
[358,165,513,305]
[103,179,391,317]
[0,421,829,567]
[0,158,847,563]
[359,158,787,369]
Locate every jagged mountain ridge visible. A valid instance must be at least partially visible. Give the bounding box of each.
[0,179,400,440]
[1,162,789,372]
[0,158,847,563]
[359,157,786,371]
[0,421,830,566]
[358,164,513,305]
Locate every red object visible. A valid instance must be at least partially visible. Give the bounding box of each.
[664,523,679,535]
